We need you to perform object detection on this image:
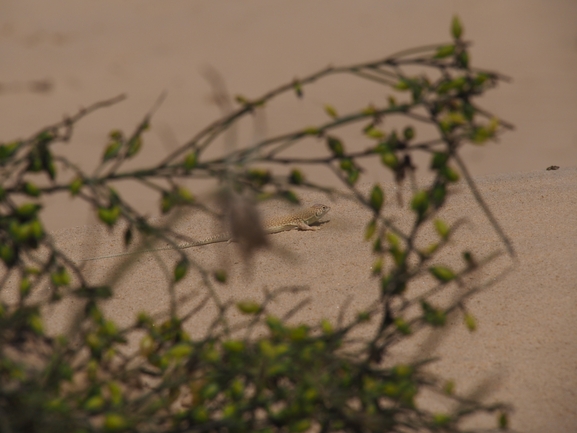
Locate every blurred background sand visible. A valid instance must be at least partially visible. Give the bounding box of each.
[1,1,576,431]
[1,0,575,230]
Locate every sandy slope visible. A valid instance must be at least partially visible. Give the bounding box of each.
[32,168,575,432]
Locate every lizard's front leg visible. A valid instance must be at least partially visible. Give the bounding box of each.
[296,221,320,231]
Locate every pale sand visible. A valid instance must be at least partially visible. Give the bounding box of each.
[31,167,575,432]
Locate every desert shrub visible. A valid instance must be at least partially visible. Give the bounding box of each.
[0,18,514,432]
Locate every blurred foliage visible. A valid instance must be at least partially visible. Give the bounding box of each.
[0,18,514,432]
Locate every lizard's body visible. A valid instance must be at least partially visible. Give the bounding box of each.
[81,204,330,262]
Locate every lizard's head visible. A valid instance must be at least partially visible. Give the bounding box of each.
[311,203,331,221]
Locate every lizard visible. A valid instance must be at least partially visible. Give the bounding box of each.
[80,203,330,262]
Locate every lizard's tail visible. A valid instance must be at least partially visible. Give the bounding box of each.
[80,242,197,262]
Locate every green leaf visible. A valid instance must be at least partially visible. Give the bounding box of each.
[124,227,133,246]
[444,380,455,395]
[470,126,492,144]
[291,420,311,433]
[235,95,249,105]
[108,381,123,406]
[126,136,142,158]
[289,169,304,185]
[168,343,193,359]
[434,219,450,239]
[327,136,344,157]
[440,166,460,182]
[69,177,83,196]
[346,169,360,185]
[321,319,333,334]
[139,335,155,356]
[324,104,338,119]
[457,50,469,69]
[98,206,121,227]
[395,79,410,91]
[20,277,31,298]
[369,184,384,213]
[174,260,188,282]
[403,126,415,140]
[16,203,41,219]
[237,301,262,314]
[464,313,477,332]
[433,413,452,426]
[0,244,15,266]
[160,192,173,214]
[293,79,303,98]
[282,189,300,204]
[364,219,376,241]
[247,168,272,187]
[421,301,446,327]
[411,190,429,218]
[84,395,105,413]
[214,269,227,283]
[431,152,449,169]
[394,318,411,335]
[0,141,21,162]
[223,340,245,353]
[340,158,353,172]
[104,413,129,431]
[463,251,477,268]
[51,268,70,286]
[29,313,44,334]
[23,182,41,197]
[373,237,382,253]
[109,129,123,140]
[429,266,456,282]
[361,105,377,116]
[371,258,383,275]
[30,221,44,240]
[184,152,197,169]
[303,126,320,136]
[177,187,194,203]
[103,140,122,162]
[434,44,455,59]
[365,127,385,139]
[498,412,508,430]
[451,15,463,39]
[430,183,447,208]
[381,152,398,169]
